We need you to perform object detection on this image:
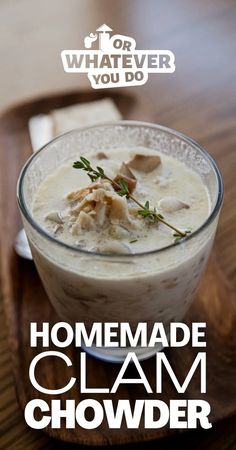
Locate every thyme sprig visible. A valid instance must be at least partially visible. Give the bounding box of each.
[73,157,189,239]
[73,157,105,182]
[173,228,192,243]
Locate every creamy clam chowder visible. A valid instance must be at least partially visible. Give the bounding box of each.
[33,148,210,253]
[30,147,213,361]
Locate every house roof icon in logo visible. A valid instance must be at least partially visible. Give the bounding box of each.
[96,24,113,33]
[96,24,113,51]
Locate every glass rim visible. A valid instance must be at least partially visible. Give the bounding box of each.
[17,120,224,259]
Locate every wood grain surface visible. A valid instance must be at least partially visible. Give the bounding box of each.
[0,0,236,449]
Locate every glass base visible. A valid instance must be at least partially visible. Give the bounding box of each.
[81,343,163,363]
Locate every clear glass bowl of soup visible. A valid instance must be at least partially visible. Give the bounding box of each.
[17,121,224,362]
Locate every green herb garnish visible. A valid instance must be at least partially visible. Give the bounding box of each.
[117,178,130,197]
[73,157,189,239]
[173,228,192,243]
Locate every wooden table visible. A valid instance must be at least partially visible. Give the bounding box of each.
[0,0,235,448]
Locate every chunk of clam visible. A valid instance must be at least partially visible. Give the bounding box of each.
[95,202,107,226]
[109,196,140,230]
[96,152,108,160]
[157,196,190,213]
[67,181,112,203]
[113,163,137,194]
[109,224,130,239]
[128,154,161,173]
[72,211,95,234]
[45,211,64,224]
[95,241,132,254]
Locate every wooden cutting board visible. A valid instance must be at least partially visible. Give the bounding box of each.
[0,90,235,446]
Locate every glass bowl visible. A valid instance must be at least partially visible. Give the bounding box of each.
[17,121,224,362]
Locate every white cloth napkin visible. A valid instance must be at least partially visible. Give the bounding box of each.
[28,98,122,152]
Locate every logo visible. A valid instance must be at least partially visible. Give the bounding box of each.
[61,24,175,89]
